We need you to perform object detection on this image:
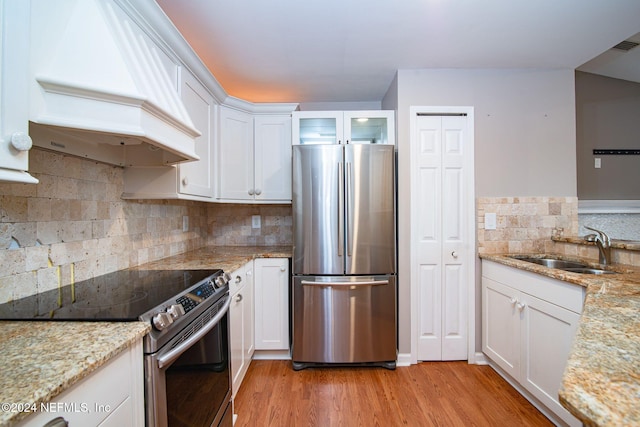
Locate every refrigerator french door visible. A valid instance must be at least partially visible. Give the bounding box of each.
[292,144,397,369]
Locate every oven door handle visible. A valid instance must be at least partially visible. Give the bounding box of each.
[157,296,231,369]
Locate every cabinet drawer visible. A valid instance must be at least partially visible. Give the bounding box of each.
[229,266,246,296]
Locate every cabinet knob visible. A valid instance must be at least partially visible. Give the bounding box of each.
[517,302,526,311]
[43,417,68,427]
[235,294,243,302]
[10,132,32,151]
[248,189,255,195]
[182,177,189,186]
[246,270,252,277]
[255,188,262,195]
[510,297,517,305]
[451,251,458,258]
[235,275,242,284]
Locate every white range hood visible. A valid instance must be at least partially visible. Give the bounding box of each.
[29,0,201,166]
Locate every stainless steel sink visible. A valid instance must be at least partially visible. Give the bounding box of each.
[561,267,617,275]
[509,256,617,275]
[509,257,587,269]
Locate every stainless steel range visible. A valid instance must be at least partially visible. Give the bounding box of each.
[0,268,233,427]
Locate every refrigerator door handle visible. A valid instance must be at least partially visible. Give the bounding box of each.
[346,161,353,257]
[300,280,390,287]
[338,162,344,257]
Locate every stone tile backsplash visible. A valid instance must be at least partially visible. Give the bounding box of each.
[477,196,579,255]
[207,203,292,246]
[0,149,294,303]
[0,149,209,303]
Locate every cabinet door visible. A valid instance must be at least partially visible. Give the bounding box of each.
[254,115,292,201]
[229,265,247,396]
[482,277,520,379]
[0,0,37,183]
[254,258,289,350]
[178,71,214,197]
[242,262,255,362]
[18,340,144,427]
[292,111,343,145]
[219,107,253,200]
[343,110,395,145]
[520,292,580,425]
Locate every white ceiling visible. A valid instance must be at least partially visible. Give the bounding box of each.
[156,0,640,104]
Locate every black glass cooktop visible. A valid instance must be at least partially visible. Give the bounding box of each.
[0,269,221,321]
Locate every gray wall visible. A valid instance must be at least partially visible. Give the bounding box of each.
[387,68,577,357]
[576,72,640,200]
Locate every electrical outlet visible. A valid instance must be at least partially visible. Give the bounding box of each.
[595,158,601,169]
[252,215,261,229]
[182,216,189,232]
[485,213,497,230]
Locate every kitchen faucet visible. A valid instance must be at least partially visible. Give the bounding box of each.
[584,226,611,265]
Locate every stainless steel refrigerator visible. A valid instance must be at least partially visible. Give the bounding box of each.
[291,143,397,370]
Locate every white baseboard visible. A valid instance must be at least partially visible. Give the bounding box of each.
[396,353,413,367]
[473,352,488,365]
[252,349,291,360]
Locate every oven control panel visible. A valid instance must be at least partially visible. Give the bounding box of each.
[177,280,216,313]
[151,273,230,332]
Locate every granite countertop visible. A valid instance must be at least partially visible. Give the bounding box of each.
[133,245,292,273]
[0,245,291,427]
[0,322,150,427]
[480,253,640,426]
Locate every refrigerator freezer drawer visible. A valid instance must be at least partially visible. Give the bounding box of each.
[291,275,397,367]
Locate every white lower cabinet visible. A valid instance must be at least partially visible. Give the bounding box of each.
[254,258,289,351]
[482,260,584,427]
[229,261,254,397]
[18,340,144,427]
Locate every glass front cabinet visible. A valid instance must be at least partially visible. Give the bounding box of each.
[292,110,395,145]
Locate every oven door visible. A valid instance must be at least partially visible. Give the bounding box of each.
[146,295,232,427]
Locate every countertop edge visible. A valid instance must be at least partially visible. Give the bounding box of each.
[0,321,150,427]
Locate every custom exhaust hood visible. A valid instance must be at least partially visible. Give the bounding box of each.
[29,0,201,166]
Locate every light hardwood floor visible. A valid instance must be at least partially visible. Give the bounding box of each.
[233,360,553,426]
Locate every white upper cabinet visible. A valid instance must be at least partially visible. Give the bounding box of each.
[217,106,293,203]
[292,110,395,145]
[121,69,215,200]
[254,115,292,201]
[176,71,215,198]
[218,107,254,201]
[0,0,38,184]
